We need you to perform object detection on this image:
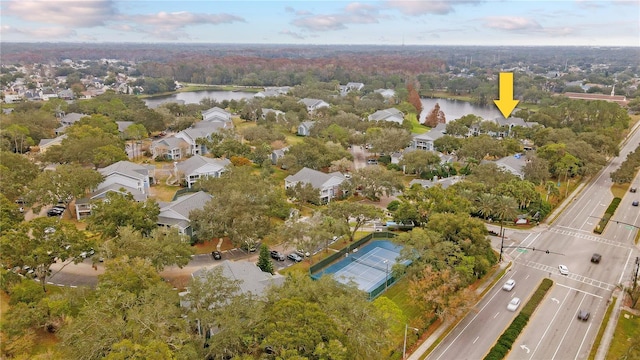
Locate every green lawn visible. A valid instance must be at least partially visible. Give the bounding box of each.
[607,310,640,359]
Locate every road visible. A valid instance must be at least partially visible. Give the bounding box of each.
[427,123,640,360]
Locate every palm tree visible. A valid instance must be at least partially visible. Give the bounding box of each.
[476,193,496,220]
[493,195,519,262]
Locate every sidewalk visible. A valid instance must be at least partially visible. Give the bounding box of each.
[406,260,511,360]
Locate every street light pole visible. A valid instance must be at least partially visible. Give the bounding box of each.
[403,323,420,359]
[499,227,505,262]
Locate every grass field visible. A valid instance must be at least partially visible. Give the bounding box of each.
[606,310,640,360]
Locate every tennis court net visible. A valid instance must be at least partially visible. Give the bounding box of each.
[351,256,390,273]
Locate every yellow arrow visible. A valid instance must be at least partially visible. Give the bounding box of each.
[494,72,519,118]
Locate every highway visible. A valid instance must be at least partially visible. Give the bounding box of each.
[428,123,640,360]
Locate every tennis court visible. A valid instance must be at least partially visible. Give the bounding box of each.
[311,240,410,298]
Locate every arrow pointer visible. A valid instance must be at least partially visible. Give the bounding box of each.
[494,72,519,118]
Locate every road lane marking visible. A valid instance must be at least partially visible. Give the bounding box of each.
[556,283,603,299]
[552,292,586,359]
[529,289,572,360]
[620,248,633,284]
[473,336,479,344]
[548,228,631,249]
[575,299,600,360]
[494,312,499,318]
[432,278,510,360]
[518,260,615,291]
[520,345,530,353]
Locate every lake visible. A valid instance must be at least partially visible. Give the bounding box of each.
[145,90,502,121]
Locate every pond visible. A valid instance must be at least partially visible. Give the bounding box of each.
[145,90,504,121]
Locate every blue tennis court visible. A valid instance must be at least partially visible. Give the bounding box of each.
[311,240,410,298]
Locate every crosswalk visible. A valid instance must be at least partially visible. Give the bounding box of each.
[516,259,616,291]
[548,227,631,249]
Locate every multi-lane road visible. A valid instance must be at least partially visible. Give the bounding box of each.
[428,123,640,360]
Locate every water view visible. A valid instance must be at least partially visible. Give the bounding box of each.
[145,90,503,121]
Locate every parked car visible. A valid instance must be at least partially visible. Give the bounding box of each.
[47,208,64,217]
[270,250,286,261]
[507,297,521,311]
[502,279,516,291]
[211,251,222,260]
[591,253,602,264]
[577,310,590,321]
[287,253,303,262]
[558,264,569,275]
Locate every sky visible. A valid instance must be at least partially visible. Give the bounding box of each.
[1,0,639,46]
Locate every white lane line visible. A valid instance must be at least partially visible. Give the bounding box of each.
[433,278,512,360]
[619,248,633,284]
[529,289,572,360]
[574,299,600,360]
[552,292,586,360]
[473,336,479,344]
[494,312,499,319]
[556,283,603,299]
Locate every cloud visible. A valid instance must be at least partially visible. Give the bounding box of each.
[279,30,305,40]
[385,0,481,15]
[291,2,381,31]
[2,0,117,27]
[483,16,543,31]
[1,25,77,39]
[128,11,245,27]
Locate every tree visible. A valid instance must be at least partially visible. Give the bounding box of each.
[191,166,289,247]
[87,192,160,239]
[0,217,91,292]
[325,202,383,242]
[27,164,104,211]
[257,244,274,274]
[0,151,40,201]
[398,150,441,177]
[457,135,506,161]
[100,226,194,271]
[351,166,404,201]
[523,156,551,185]
[408,266,476,321]
[434,135,462,154]
[423,103,446,127]
[406,84,423,115]
[0,194,23,234]
[493,195,519,255]
[2,124,33,153]
[367,127,413,155]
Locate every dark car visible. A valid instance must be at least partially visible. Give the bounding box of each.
[577,310,590,321]
[591,253,602,263]
[270,250,286,261]
[633,200,639,207]
[47,208,64,217]
[211,251,222,260]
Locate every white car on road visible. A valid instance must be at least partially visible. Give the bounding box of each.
[507,297,521,311]
[558,264,569,275]
[502,279,516,291]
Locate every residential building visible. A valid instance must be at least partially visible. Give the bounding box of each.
[271,147,289,165]
[411,123,447,151]
[37,134,67,153]
[298,121,315,136]
[299,98,330,114]
[75,161,154,219]
[202,106,232,123]
[175,155,231,188]
[285,167,348,203]
[150,136,190,160]
[368,108,404,125]
[493,153,528,179]
[157,191,213,237]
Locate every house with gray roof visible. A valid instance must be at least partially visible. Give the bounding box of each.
[202,107,231,123]
[340,82,365,96]
[297,121,315,136]
[55,112,88,135]
[75,161,153,219]
[285,167,347,203]
[190,260,285,298]
[175,120,231,155]
[115,121,135,134]
[368,108,404,125]
[150,136,190,160]
[157,191,213,237]
[261,108,285,121]
[299,98,330,114]
[410,123,447,151]
[493,153,528,179]
[408,176,461,190]
[38,134,66,153]
[271,147,289,165]
[374,89,396,99]
[175,155,231,188]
